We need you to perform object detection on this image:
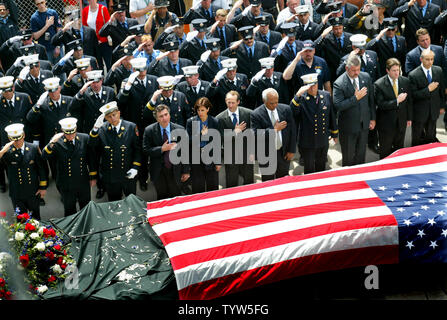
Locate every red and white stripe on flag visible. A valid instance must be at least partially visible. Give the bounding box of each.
[147,143,447,300]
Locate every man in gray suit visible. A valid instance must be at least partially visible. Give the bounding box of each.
[216,90,254,188]
[333,54,376,167]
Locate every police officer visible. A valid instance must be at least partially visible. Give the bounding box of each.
[61,58,91,97]
[176,65,212,112]
[117,57,158,191]
[196,38,230,82]
[272,22,304,73]
[179,18,209,65]
[42,117,94,216]
[52,39,98,78]
[147,38,193,77]
[0,76,33,193]
[247,57,289,107]
[290,73,338,174]
[0,123,48,220]
[145,76,191,127]
[207,58,250,116]
[88,101,142,201]
[104,42,136,92]
[14,54,53,105]
[254,15,282,50]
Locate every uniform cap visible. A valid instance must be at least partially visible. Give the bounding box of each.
[254,15,270,26]
[0,76,15,89]
[221,58,237,70]
[301,73,318,85]
[162,38,180,51]
[22,54,39,66]
[86,70,103,81]
[67,39,83,51]
[59,117,78,134]
[75,58,91,70]
[182,65,200,77]
[19,29,32,40]
[280,22,298,36]
[157,76,175,89]
[350,34,368,49]
[249,0,261,6]
[154,0,170,8]
[130,57,147,70]
[259,57,275,69]
[43,77,61,92]
[20,44,37,56]
[383,17,398,29]
[238,25,254,39]
[192,19,208,32]
[99,101,119,115]
[296,5,310,14]
[302,40,315,50]
[328,16,343,26]
[129,24,145,36]
[327,1,343,13]
[5,123,24,140]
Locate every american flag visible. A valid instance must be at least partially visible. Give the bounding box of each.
[147,143,447,300]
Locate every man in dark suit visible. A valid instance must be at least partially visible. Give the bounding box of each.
[405,28,447,81]
[0,76,33,193]
[393,0,441,49]
[230,0,276,30]
[183,0,218,28]
[147,39,193,77]
[374,58,413,159]
[61,58,91,97]
[196,38,229,82]
[51,16,100,68]
[293,5,323,41]
[0,123,48,220]
[143,104,190,200]
[254,15,282,50]
[42,117,94,216]
[207,58,250,116]
[247,57,289,107]
[314,16,353,83]
[179,19,209,64]
[88,101,142,201]
[216,90,254,188]
[366,17,407,77]
[251,88,296,181]
[52,40,98,78]
[152,16,187,50]
[14,55,53,105]
[290,73,338,174]
[315,0,358,19]
[408,49,446,146]
[221,25,270,81]
[333,54,376,167]
[104,43,135,91]
[208,9,238,51]
[176,65,212,110]
[99,2,139,50]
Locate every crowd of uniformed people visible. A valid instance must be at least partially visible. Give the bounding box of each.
[0,0,446,218]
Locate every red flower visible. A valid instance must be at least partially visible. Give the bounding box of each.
[60,264,67,270]
[0,289,4,298]
[0,211,6,218]
[43,228,56,238]
[48,275,57,282]
[0,278,5,287]
[53,244,61,251]
[5,291,12,300]
[25,223,36,232]
[45,251,55,260]
[17,213,30,221]
[19,254,30,268]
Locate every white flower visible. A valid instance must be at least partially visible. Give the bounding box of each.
[30,232,40,240]
[34,242,46,252]
[31,219,40,227]
[37,285,48,294]
[15,231,25,241]
[0,252,12,261]
[46,241,53,247]
[52,264,63,274]
[38,226,45,235]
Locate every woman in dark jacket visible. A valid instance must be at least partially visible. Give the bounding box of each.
[186,97,221,194]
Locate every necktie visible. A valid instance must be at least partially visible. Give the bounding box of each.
[139,79,145,87]
[55,102,60,109]
[270,111,282,150]
[95,93,100,100]
[392,79,398,98]
[162,128,172,169]
[420,6,424,17]
[353,79,358,90]
[219,28,226,48]
[337,37,342,49]
[248,47,253,59]
[232,113,237,126]
[172,64,178,74]
[8,100,13,110]
[288,44,296,56]
[193,86,197,94]
[148,54,153,63]
[388,37,396,52]
[34,77,39,85]
[67,140,74,152]
[427,70,432,83]
[205,9,211,19]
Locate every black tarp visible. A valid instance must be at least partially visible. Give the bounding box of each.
[42,194,177,300]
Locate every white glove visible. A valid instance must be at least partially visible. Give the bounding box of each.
[127,71,140,85]
[18,66,30,81]
[251,69,266,83]
[61,49,74,63]
[200,50,211,63]
[36,91,48,107]
[172,74,183,86]
[93,113,105,130]
[165,25,176,34]
[214,68,228,81]
[33,140,40,146]
[186,30,198,42]
[193,1,201,10]
[242,5,252,16]
[126,168,138,179]
[277,36,289,51]
[7,35,23,45]
[13,56,24,68]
